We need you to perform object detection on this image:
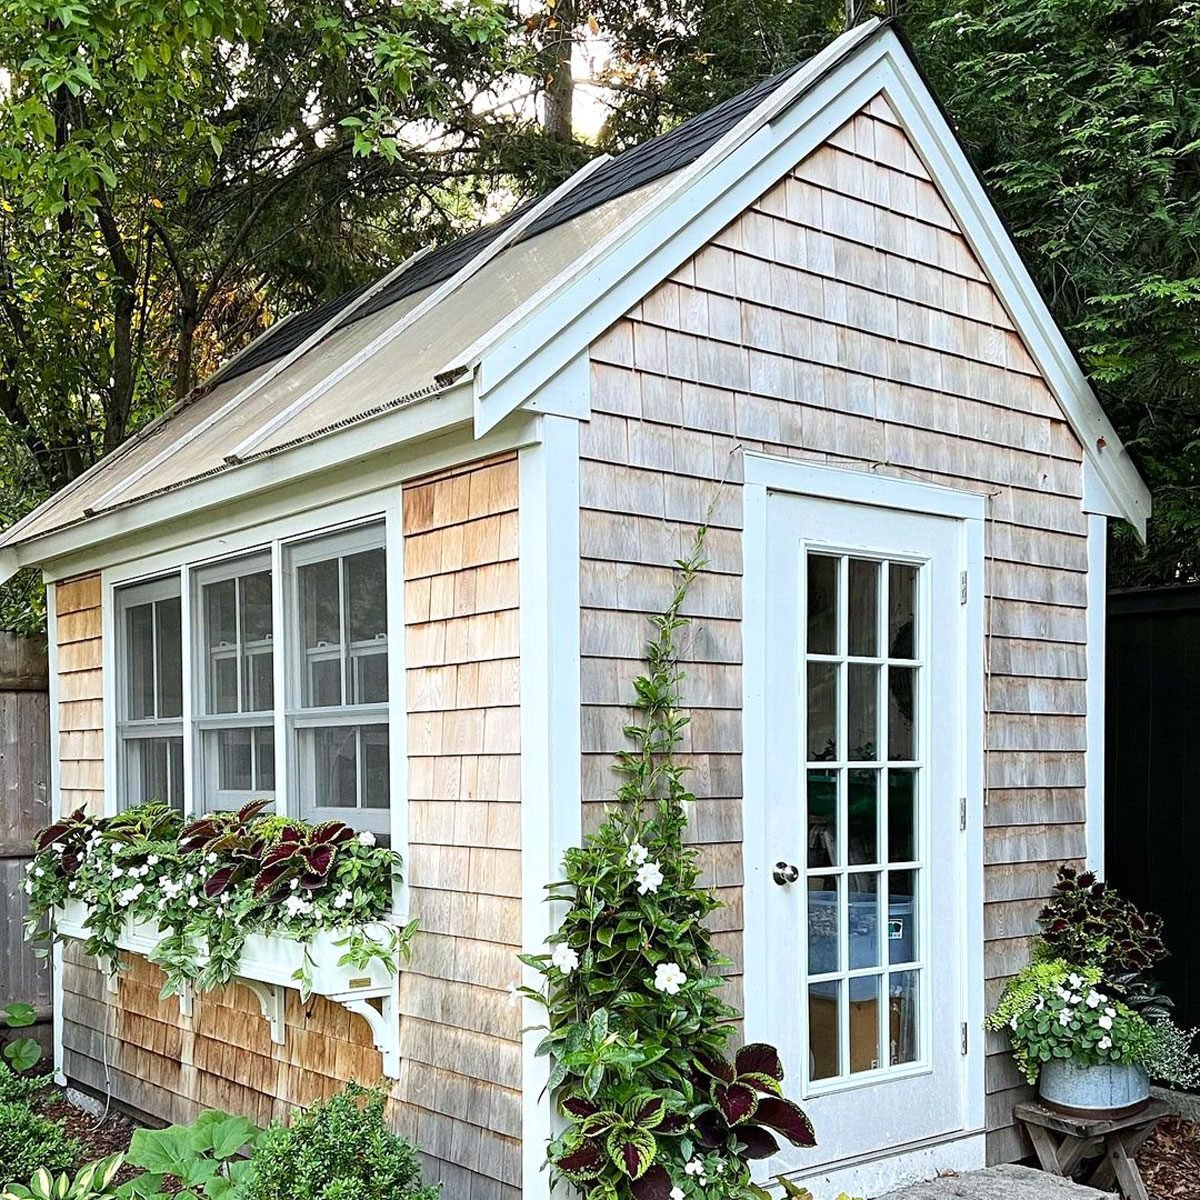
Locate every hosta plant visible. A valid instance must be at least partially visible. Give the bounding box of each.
[23,802,414,1001]
[522,529,814,1200]
[2,1154,125,1200]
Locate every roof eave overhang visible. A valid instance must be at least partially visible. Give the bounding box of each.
[465,22,1150,539]
[0,381,479,585]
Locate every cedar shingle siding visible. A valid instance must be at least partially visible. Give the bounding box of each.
[579,94,1087,1165]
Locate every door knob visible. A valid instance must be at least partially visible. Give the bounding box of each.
[773,861,799,886]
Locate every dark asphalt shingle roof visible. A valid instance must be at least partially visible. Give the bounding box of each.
[224,63,806,383]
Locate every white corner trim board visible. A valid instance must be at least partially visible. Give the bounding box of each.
[518,412,583,1200]
[1085,512,1107,876]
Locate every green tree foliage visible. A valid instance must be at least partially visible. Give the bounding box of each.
[902,0,1200,582]
[0,0,530,629]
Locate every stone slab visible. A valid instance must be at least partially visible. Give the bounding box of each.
[877,1163,1116,1200]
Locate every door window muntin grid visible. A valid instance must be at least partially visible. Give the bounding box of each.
[802,545,929,1093]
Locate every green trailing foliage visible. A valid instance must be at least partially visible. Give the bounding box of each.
[522,526,814,1200]
[24,801,414,1001]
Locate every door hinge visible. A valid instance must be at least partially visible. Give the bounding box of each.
[961,1022,969,1056]
[959,570,968,605]
[959,797,967,831]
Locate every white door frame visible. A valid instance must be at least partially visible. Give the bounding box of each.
[742,453,987,1182]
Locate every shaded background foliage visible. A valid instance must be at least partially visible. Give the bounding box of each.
[2,0,1197,634]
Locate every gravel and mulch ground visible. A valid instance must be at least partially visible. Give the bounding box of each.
[1137,1114,1200,1199]
[33,1085,144,1184]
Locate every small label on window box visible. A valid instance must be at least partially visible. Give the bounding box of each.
[348,977,373,989]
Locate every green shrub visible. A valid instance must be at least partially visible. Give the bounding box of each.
[0,1061,49,1104]
[0,1100,79,1184]
[239,1084,437,1200]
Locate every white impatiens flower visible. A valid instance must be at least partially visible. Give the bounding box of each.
[626,842,649,867]
[654,962,687,995]
[147,854,159,866]
[670,1189,685,1200]
[1098,1036,1113,1051]
[1105,1007,1117,1018]
[34,866,44,878]
[206,852,218,864]
[111,865,123,878]
[1068,972,1083,989]
[358,831,377,847]
[284,894,313,919]
[187,895,199,908]
[684,1160,704,1177]
[1058,1009,1072,1027]
[22,880,32,895]
[1086,991,1103,1009]
[1098,1014,1113,1030]
[636,862,664,895]
[1009,1016,1018,1031]
[551,943,580,976]
[51,842,65,854]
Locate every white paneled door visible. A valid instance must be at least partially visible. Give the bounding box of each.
[759,488,973,1172]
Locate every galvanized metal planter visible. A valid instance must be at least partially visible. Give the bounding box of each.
[1038,1058,1151,1119]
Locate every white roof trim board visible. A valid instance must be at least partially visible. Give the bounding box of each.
[0,18,1149,582]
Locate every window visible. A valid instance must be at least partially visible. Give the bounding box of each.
[117,576,184,811]
[287,524,389,833]
[193,555,275,811]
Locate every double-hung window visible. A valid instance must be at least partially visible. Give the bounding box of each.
[193,555,275,811]
[286,524,390,834]
[116,576,184,811]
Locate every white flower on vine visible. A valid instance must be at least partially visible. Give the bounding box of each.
[206,853,218,864]
[550,943,579,975]
[187,895,199,908]
[110,866,123,879]
[1099,1036,1113,1051]
[147,855,159,866]
[1068,973,1084,990]
[22,880,32,895]
[1086,991,1102,1009]
[1009,1016,1018,1031]
[358,831,376,847]
[654,962,687,995]
[636,862,664,895]
[1058,1009,1072,1027]
[1105,1007,1116,1018]
[332,889,352,910]
[684,1160,704,1177]
[283,894,313,919]
[716,1163,725,1175]
[670,1189,685,1200]
[68,881,76,892]
[34,866,44,878]
[289,879,299,890]
[51,842,65,854]
[1098,1014,1113,1030]
[627,842,649,867]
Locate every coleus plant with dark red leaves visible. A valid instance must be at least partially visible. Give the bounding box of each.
[524,531,817,1200]
[33,806,97,880]
[252,821,356,898]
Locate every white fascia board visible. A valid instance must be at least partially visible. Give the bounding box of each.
[1082,456,1124,519]
[4,384,485,583]
[468,25,1150,538]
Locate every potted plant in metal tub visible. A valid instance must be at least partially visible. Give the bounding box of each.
[989,867,1200,1117]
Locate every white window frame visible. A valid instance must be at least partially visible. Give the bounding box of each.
[114,574,185,812]
[100,483,410,914]
[284,520,391,834]
[191,552,276,813]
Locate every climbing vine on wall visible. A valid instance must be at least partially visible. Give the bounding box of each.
[521,526,816,1200]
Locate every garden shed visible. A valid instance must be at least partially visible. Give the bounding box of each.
[0,18,1149,1200]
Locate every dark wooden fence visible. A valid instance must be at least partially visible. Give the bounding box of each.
[1107,584,1200,1035]
[0,633,51,1057]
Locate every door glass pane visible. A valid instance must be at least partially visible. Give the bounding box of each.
[888,666,916,761]
[850,974,882,1074]
[807,769,837,868]
[808,876,839,974]
[807,555,839,655]
[888,769,917,863]
[848,872,880,969]
[156,598,182,719]
[802,552,926,1089]
[809,982,840,1081]
[847,768,878,864]
[888,564,918,659]
[848,559,879,656]
[807,662,838,762]
[126,603,155,719]
[847,663,878,761]
[888,869,917,966]
[241,571,273,711]
[889,970,920,1066]
[300,558,343,708]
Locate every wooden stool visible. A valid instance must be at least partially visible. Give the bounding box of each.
[1015,1098,1169,1200]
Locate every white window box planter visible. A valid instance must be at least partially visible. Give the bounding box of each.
[53,899,401,1077]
